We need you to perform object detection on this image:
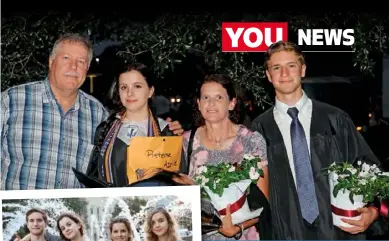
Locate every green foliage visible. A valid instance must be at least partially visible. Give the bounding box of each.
[373,173,389,201]
[116,13,272,108]
[2,12,388,108]
[113,197,147,216]
[61,198,88,217]
[351,14,389,75]
[1,12,96,90]
[115,12,389,108]
[325,161,389,203]
[283,12,389,76]
[193,155,265,197]
[127,196,147,215]
[112,197,147,217]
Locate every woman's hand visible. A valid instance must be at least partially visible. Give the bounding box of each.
[166,117,184,135]
[218,204,240,238]
[172,173,196,185]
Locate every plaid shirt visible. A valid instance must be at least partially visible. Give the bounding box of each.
[1,79,109,190]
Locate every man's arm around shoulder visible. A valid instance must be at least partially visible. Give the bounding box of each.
[45,231,63,241]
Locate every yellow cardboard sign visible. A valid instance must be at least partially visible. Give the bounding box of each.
[126,136,183,184]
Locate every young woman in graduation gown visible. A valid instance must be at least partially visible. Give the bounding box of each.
[83,63,187,187]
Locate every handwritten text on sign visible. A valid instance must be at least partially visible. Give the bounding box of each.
[145,150,178,169]
[126,136,183,184]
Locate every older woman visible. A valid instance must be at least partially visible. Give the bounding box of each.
[173,74,271,240]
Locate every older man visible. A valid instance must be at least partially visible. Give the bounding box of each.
[1,33,183,190]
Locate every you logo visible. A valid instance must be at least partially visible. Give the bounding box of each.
[222,22,355,52]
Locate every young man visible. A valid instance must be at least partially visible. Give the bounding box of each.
[23,208,61,241]
[251,40,386,239]
[1,33,183,190]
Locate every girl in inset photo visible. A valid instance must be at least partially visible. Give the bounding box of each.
[57,212,85,241]
[109,217,133,241]
[144,207,182,241]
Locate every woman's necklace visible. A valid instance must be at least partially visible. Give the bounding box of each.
[205,128,224,147]
[215,139,222,147]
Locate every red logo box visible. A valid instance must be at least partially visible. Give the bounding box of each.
[222,22,288,52]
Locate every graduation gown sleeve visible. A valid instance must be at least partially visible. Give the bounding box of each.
[251,100,388,239]
[338,110,380,165]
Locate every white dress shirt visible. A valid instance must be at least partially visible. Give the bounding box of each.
[273,91,313,184]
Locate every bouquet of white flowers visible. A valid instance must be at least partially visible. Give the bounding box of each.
[326,160,389,227]
[193,154,267,225]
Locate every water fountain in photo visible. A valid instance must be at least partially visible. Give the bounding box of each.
[96,197,142,241]
[3,195,192,241]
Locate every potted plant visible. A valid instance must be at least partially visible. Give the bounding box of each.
[325,160,389,227]
[193,154,267,225]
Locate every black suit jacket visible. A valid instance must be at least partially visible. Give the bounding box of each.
[252,99,387,239]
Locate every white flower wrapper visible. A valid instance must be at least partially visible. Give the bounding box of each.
[329,172,366,228]
[204,179,263,225]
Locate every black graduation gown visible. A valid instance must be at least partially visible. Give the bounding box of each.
[251,99,387,240]
[74,112,188,188]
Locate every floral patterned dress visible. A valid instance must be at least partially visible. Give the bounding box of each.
[183,125,268,240]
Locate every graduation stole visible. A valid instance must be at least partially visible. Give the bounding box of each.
[101,109,160,183]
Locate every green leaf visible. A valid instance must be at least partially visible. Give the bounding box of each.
[349,192,355,204]
[333,184,342,198]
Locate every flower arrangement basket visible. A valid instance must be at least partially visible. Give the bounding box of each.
[193,154,267,225]
[325,160,389,227]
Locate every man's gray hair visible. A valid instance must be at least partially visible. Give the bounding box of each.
[50,33,94,67]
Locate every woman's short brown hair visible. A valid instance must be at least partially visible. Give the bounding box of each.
[193,74,241,127]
